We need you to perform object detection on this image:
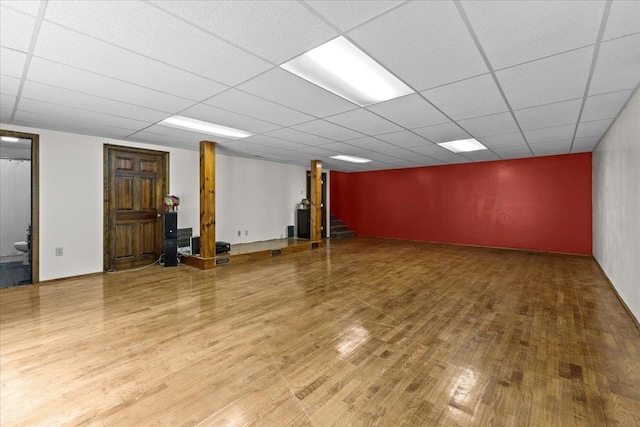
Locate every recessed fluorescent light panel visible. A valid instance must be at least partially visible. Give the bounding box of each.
[281,36,413,106]
[159,115,253,139]
[330,154,372,164]
[438,138,488,153]
[1,136,20,142]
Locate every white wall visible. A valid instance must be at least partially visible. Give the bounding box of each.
[593,88,640,322]
[0,124,319,281]
[216,155,306,244]
[0,159,31,258]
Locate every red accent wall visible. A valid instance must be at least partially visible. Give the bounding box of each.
[330,153,592,255]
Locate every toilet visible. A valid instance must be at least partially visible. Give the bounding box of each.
[13,241,30,265]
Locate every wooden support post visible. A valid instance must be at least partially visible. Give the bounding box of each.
[200,141,216,258]
[310,160,322,241]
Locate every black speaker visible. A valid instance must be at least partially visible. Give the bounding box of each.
[163,212,178,267]
[164,238,178,267]
[164,211,177,238]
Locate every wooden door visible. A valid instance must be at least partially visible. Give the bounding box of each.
[104,146,168,271]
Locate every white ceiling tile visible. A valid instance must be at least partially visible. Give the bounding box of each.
[576,118,614,138]
[492,145,533,159]
[1,94,16,111]
[602,0,640,41]
[0,6,36,52]
[463,150,501,162]
[348,1,488,91]
[238,68,357,117]
[290,119,364,140]
[421,74,508,120]
[589,34,640,95]
[572,136,601,151]
[262,128,334,146]
[462,0,605,69]
[324,109,402,135]
[0,107,12,122]
[17,97,151,130]
[318,142,369,155]
[375,130,430,148]
[478,132,527,149]
[304,0,403,32]
[410,157,447,167]
[366,94,448,129]
[570,145,595,154]
[33,22,227,101]
[0,47,26,77]
[288,145,340,158]
[218,139,285,154]
[0,74,21,96]
[241,135,308,151]
[514,99,582,131]
[27,57,194,113]
[412,122,471,143]
[362,152,404,163]
[524,124,576,143]
[13,109,136,139]
[43,1,272,86]
[179,103,281,135]
[126,131,199,151]
[21,80,170,123]
[205,89,314,127]
[581,89,634,122]
[1,1,41,16]
[151,0,338,64]
[343,136,396,151]
[496,46,594,109]
[377,147,427,161]
[458,112,519,137]
[530,140,572,156]
[383,159,422,168]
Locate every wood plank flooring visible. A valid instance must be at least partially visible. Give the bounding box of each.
[1,237,639,426]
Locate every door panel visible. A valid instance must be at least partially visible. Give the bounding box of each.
[106,146,167,270]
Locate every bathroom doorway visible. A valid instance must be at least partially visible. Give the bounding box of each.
[0,129,39,287]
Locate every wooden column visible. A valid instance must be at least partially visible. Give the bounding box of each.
[200,141,216,258]
[310,160,322,241]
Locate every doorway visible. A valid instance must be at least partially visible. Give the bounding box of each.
[306,171,327,239]
[0,129,39,286]
[104,145,169,271]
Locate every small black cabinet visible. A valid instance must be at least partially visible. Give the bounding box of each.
[297,209,310,239]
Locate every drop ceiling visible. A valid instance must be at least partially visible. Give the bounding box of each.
[0,0,638,172]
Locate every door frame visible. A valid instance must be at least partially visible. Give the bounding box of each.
[103,144,169,271]
[0,129,39,283]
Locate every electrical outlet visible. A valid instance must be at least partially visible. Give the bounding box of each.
[245,230,248,236]
[55,247,63,256]
[237,230,241,236]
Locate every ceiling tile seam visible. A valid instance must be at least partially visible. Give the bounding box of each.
[329,30,503,162]
[301,0,410,35]
[143,0,279,67]
[590,81,640,153]
[14,106,152,133]
[569,0,612,153]
[9,0,48,123]
[0,3,39,17]
[21,54,202,103]
[40,19,233,88]
[454,0,532,158]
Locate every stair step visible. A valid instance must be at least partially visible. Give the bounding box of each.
[330,220,343,227]
[331,224,348,232]
[331,230,355,239]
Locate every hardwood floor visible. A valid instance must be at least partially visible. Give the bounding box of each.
[1,237,638,426]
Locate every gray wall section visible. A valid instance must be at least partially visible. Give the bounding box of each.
[593,88,640,322]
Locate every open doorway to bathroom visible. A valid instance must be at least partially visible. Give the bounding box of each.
[0,129,39,287]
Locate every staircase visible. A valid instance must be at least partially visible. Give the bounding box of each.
[330,215,355,239]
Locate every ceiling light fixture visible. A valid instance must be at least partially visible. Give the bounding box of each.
[1,136,20,142]
[159,115,253,139]
[330,154,372,164]
[438,138,488,153]
[281,36,413,106]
